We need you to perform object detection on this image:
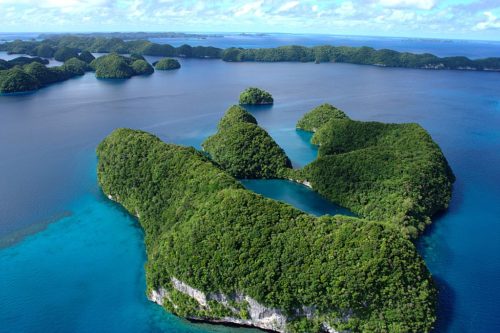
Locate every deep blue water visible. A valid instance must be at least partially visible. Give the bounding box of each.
[1,43,500,332]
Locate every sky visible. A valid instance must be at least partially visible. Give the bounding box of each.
[0,0,500,40]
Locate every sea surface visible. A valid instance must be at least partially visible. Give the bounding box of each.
[1,37,500,332]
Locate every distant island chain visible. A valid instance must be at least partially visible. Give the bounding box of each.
[1,35,499,93]
[96,87,454,332]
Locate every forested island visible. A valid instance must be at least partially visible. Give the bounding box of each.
[239,87,274,105]
[96,90,455,332]
[2,35,500,71]
[202,105,290,178]
[97,128,437,333]
[293,104,455,238]
[202,97,454,238]
[0,53,153,93]
[0,56,91,93]
[153,58,180,70]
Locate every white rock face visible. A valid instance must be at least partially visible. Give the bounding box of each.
[148,277,342,333]
[149,278,288,332]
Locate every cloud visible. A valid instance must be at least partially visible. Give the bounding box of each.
[276,1,299,13]
[234,1,264,17]
[474,11,500,30]
[0,0,499,40]
[378,0,437,10]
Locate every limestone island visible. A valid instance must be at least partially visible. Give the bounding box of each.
[153,58,181,70]
[2,36,500,71]
[293,103,455,238]
[202,105,291,178]
[0,56,91,93]
[239,87,274,105]
[90,53,154,79]
[97,128,437,333]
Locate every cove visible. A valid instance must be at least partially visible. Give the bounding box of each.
[242,179,354,217]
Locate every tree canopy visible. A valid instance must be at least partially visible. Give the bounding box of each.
[202,105,291,179]
[153,58,181,70]
[90,53,152,78]
[295,105,455,237]
[97,128,437,333]
[239,87,274,105]
[296,103,348,132]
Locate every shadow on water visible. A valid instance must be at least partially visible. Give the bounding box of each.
[432,276,457,333]
[241,104,274,114]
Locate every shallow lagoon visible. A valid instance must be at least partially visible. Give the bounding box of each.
[1,54,499,332]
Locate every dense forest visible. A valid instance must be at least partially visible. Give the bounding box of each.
[0,36,222,59]
[90,53,154,78]
[222,45,500,70]
[153,58,181,70]
[97,128,437,333]
[294,105,455,237]
[202,105,291,178]
[0,52,153,92]
[1,36,500,71]
[0,56,91,93]
[239,87,274,105]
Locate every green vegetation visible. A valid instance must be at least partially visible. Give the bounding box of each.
[97,128,437,332]
[0,37,221,59]
[295,106,455,237]
[53,46,79,62]
[154,58,181,70]
[239,87,274,105]
[202,105,291,178]
[34,44,55,58]
[6,57,49,67]
[90,53,152,78]
[131,59,154,75]
[216,104,257,129]
[1,36,499,71]
[61,57,90,76]
[0,57,92,93]
[77,51,95,64]
[0,68,40,93]
[296,103,348,131]
[221,45,500,70]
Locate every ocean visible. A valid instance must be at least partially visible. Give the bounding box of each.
[0,35,499,332]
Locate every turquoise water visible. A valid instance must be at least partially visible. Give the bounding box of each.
[242,180,353,217]
[1,47,500,332]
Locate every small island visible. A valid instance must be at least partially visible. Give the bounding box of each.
[97,128,437,333]
[153,58,181,70]
[0,56,91,93]
[90,53,154,79]
[202,105,291,178]
[239,87,274,105]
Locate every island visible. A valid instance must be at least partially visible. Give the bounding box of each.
[97,128,436,333]
[90,53,154,79]
[239,87,274,105]
[0,56,91,93]
[202,105,291,178]
[1,36,499,71]
[194,100,454,238]
[153,58,181,70]
[296,104,348,131]
[293,104,455,237]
